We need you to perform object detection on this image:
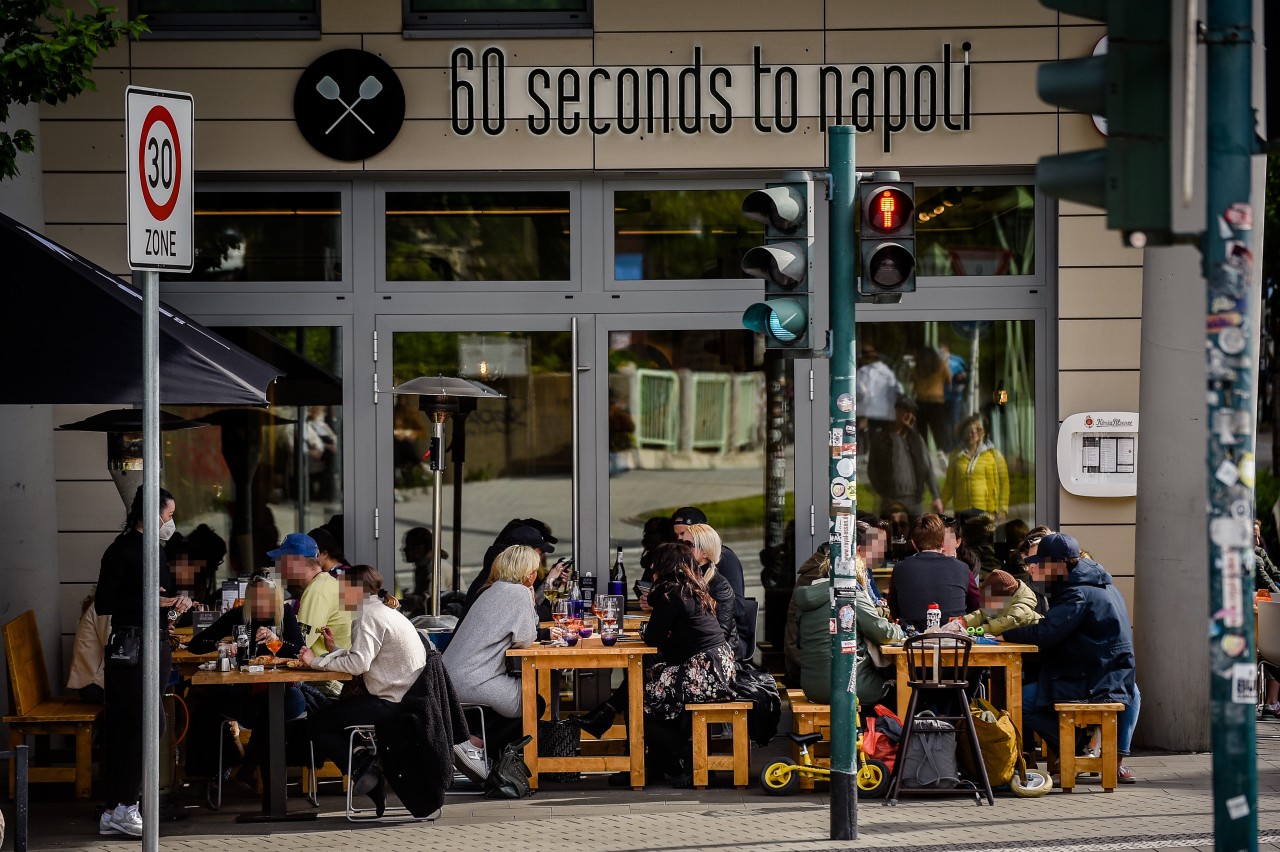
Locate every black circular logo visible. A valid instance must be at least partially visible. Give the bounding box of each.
[294,49,405,161]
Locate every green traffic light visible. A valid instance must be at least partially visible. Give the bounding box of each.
[743,299,808,345]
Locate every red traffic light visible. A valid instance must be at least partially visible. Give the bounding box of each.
[865,187,913,234]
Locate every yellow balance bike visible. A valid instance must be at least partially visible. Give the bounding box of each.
[759,730,890,797]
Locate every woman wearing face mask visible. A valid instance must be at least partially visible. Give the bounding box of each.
[93,486,192,838]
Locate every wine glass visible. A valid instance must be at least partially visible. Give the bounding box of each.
[265,624,284,658]
[552,599,570,634]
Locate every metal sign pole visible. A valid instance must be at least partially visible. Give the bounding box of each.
[142,269,160,852]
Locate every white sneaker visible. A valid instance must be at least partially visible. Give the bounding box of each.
[452,742,489,784]
[109,803,143,838]
[98,810,125,836]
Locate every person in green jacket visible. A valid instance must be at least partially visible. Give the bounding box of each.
[961,568,1042,636]
[791,555,904,708]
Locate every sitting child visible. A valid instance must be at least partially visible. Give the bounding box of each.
[961,569,1041,636]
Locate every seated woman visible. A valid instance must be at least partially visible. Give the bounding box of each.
[184,573,303,786]
[681,524,739,658]
[443,544,548,773]
[302,564,426,813]
[577,541,736,787]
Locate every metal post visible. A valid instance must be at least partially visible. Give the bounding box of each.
[826,125,858,841]
[14,744,29,852]
[570,316,581,562]
[1203,2,1258,847]
[429,412,446,616]
[142,270,160,852]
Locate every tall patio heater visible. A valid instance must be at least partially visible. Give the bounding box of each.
[390,375,504,616]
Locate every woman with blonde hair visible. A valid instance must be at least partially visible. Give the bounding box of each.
[679,523,738,655]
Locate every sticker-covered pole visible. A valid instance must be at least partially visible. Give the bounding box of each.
[826,125,859,842]
[1202,0,1258,846]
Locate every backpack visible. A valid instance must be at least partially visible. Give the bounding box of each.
[899,711,959,789]
[731,662,782,746]
[484,736,535,799]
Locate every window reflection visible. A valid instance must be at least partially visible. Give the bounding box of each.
[386,192,571,282]
[614,190,764,280]
[914,185,1035,276]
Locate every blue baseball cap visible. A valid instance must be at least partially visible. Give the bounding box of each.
[268,532,318,560]
[1024,532,1081,564]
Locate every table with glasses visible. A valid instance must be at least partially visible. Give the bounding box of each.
[506,636,650,790]
[189,667,351,821]
[880,640,1038,734]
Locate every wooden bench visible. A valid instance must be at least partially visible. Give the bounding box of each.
[3,610,104,799]
[1054,702,1124,792]
[787,690,831,790]
[687,702,751,789]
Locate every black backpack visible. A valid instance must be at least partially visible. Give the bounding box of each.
[731,662,782,746]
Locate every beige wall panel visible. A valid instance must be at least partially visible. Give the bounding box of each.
[40,70,129,121]
[1060,489,1136,525]
[195,122,361,171]
[1060,24,1106,56]
[1112,576,1135,626]
[323,0,400,34]
[131,35,360,69]
[130,70,300,120]
[41,121,125,173]
[1059,319,1141,370]
[1059,267,1143,319]
[1060,199,1105,217]
[373,120,595,171]
[43,173,127,225]
[58,480,129,533]
[828,1,1055,29]
[852,114,1054,170]
[1059,524,1136,576]
[596,0,823,32]
[44,224,128,275]
[53,429,110,481]
[366,35,595,68]
[59,533,119,584]
[595,32,821,65]
[595,120,825,170]
[1059,110,1106,154]
[1059,215,1143,267]
[825,28,1056,64]
[1058,370,1141,414]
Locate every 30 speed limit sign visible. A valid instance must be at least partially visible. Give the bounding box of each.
[127,87,194,272]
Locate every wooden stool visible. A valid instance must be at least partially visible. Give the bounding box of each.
[1054,702,1124,792]
[687,702,751,789]
[786,690,830,791]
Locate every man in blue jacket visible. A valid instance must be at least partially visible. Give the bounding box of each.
[1004,532,1137,781]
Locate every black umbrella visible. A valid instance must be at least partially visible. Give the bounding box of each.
[0,212,281,405]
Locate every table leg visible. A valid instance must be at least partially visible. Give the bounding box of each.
[1003,654,1023,736]
[236,681,315,822]
[895,656,910,717]
[626,656,645,789]
[522,659,540,790]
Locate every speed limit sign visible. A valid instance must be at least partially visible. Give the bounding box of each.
[126,87,194,272]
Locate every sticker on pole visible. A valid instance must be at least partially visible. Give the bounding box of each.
[127,87,194,272]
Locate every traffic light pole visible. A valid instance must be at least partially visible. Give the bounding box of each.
[1203,2,1258,847]
[826,125,859,842]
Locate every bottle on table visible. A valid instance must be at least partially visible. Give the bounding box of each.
[581,569,597,612]
[925,602,941,632]
[569,566,583,619]
[610,547,627,597]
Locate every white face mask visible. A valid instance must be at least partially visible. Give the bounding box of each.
[159,518,176,541]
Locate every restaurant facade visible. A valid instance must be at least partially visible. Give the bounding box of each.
[4,0,1164,744]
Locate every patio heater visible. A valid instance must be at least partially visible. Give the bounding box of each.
[390,375,504,616]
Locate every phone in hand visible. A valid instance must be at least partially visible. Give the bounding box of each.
[634,580,652,598]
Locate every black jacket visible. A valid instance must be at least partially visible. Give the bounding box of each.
[187,605,303,658]
[700,564,740,659]
[645,588,725,665]
[377,638,472,818]
[96,528,174,629]
[887,550,979,630]
[1004,558,1136,707]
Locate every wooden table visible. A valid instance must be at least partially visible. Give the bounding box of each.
[880,640,1038,734]
[506,637,649,789]
[190,667,350,822]
[172,648,215,675]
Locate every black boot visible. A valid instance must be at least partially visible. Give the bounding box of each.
[367,773,386,818]
[570,704,616,738]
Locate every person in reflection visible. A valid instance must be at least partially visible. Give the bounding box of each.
[399,526,449,616]
[856,344,901,449]
[911,345,953,452]
[868,397,945,517]
[941,414,1010,521]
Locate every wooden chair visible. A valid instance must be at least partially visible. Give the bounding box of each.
[687,701,751,789]
[3,610,104,799]
[1054,702,1124,792]
[786,689,830,790]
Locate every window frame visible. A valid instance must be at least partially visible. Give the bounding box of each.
[128,0,320,38]
[401,0,593,37]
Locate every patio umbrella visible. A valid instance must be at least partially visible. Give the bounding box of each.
[0,211,281,405]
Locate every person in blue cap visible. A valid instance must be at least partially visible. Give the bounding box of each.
[1004,532,1138,783]
[272,532,351,697]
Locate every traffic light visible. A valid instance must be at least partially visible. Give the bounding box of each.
[741,182,813,349]
[1035,0,1172,247]
[859,179,915,299]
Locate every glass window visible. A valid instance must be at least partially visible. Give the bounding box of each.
[131,0,319,32]
[385,191,570,282]
[166,191,342,283]
[404,0,592,30]
[614,190,764,280]
[913,185,1035,276]
[856,319,1037,566]
[390,330,573,607]
[160,325,343,605]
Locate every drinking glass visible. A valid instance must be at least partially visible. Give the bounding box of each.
[265,624,284,657]
[553,599,571,632]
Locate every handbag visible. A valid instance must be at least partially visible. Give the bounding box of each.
[899,710,959,788]
[484,735,535,800]
[536,719,581,782]
[861,705,902,772]
[957,697,1019,786]
[105,626,141,669]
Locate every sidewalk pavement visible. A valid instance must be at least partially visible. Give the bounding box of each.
[21,723,1280,852]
